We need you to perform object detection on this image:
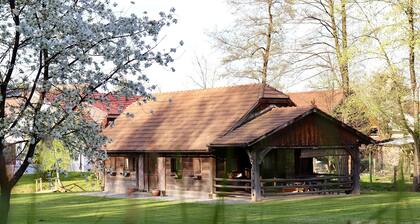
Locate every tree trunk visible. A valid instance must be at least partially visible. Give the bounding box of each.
[340,0,350,97]
[0,186,11,224]
[413,140,420,191]
[369,150,373,183]
[261,0,273,85]
[327,0,350,98]
[406,0,419,192]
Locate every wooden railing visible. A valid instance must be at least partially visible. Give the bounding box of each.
[214,175,353,197]
[35,178,43,192]
[35,177,60,193]
[261,175,353,196]
[214,178,251,197]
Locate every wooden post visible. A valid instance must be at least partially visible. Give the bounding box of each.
[157,157,166,193]
[208,156,216,197]
[351,147,360,194]
[247,149,262,202]
[138,154,145,191]
[369,150,373,183]
[393,166,398,189]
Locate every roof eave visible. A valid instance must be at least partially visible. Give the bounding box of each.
[208,143,249,148]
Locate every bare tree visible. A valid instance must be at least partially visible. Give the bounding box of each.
[189,55,219,89]
[211,0,294,87]
[291,0,359,97]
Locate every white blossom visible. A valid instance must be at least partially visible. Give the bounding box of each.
[0,0,179,178]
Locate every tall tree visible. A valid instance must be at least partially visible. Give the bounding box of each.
[0,1,179,223]
[293,0,356,97]
[355,0,419,190]
[406,0,419,191]
[211,0,294,87]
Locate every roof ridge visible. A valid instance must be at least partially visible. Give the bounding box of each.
[152,83,264,96]
[226,105,277,133]
[262,84,286,95]
[286,89,342,94]
[272,105,315,111]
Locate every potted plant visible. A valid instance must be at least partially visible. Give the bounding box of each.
[151,189,161,196]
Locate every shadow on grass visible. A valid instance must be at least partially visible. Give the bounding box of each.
[7,190,420,224]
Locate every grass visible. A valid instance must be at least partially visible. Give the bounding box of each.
[12,172,102,193]
[7,173,420,223]
[360,173,412,192]
[8,192,420,224]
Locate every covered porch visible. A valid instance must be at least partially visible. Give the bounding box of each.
[213,146,358,200]
[210,107,373,201]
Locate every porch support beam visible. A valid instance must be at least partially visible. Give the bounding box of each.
[209,157,216,198]
[348,146,361,194]
[157,157,166,192]
[247,149,261,202]
[138,154,145,191]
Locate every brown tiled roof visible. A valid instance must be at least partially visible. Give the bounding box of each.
[287,90,344,114]
[211,106,314,146]
[103,84,290,152]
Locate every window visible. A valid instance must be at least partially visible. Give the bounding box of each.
[105,117,117,127]
[170,157,182,178]
[105,156,136,177]
[124,157,136,171]
[193,158,202,176]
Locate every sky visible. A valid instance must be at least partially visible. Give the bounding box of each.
[117,0,309,93]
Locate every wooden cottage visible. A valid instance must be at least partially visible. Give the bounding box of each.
[103,84,374,201]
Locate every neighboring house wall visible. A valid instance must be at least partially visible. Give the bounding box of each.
[86,105,108,126]
[70,155,92,172]
[68,95,138,172]
[5,144,16,178]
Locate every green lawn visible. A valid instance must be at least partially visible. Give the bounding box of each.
[8,192,420,224]
[7,173,420,223]
[360,173,413,192]
[12,172,101,194]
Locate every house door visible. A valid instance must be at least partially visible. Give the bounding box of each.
[146,154,159,191]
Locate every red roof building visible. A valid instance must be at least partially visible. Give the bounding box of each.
[287,90,344,114]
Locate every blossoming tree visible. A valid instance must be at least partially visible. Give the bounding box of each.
[0,1,180,223]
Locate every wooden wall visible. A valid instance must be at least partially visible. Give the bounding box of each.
[104,175,137,193]
[104,155,138,193]
[256,114,361,148]
[164,156,213,194]
[104,154,215,196]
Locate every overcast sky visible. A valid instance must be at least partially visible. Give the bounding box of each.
[118,0,309,93]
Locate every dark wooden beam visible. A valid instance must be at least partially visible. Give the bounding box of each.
[348,146,361,194]
[138,154,145,191]
[247,149,262,202]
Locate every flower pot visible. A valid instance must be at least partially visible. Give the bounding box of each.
[127,188,138,194]
[151,189,161,196]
